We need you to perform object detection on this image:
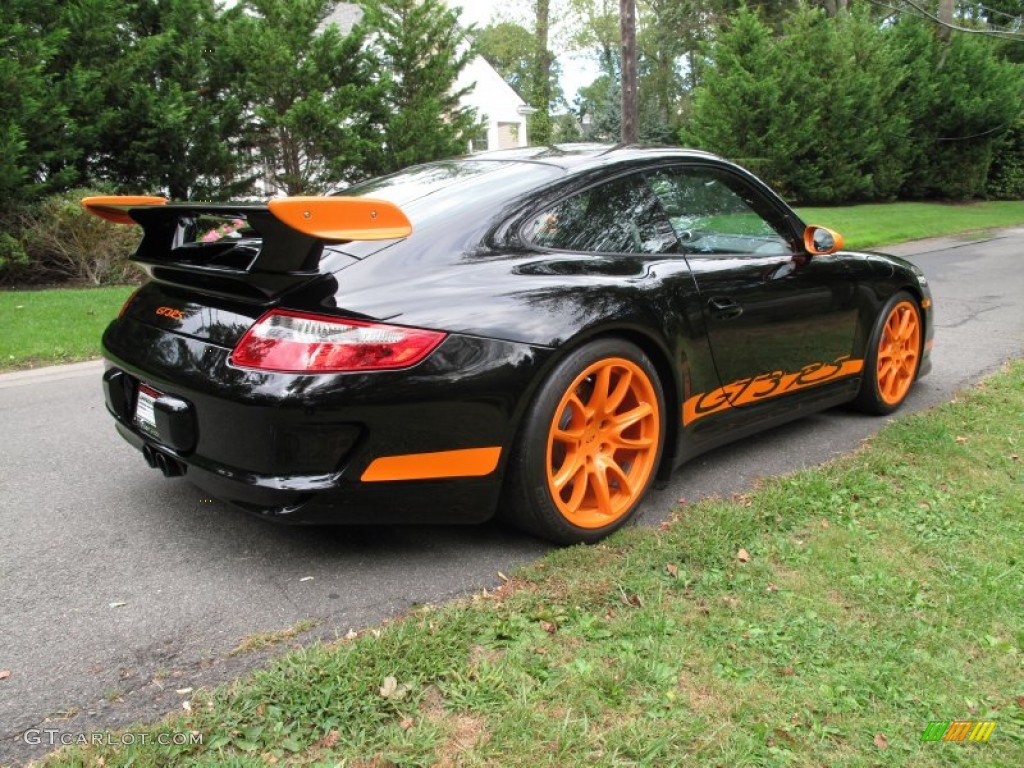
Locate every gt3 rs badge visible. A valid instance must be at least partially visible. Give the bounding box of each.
[683,357,865,425]
[156,306,185,320]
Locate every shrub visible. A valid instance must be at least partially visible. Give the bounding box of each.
[19,188,143,285]
[987,118,1024,200]
[0,229,30,283]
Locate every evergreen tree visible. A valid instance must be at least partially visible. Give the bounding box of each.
[890,17,1023,199]
[684,6,912,203]
[0,1,79,211]
[362,0,479,175]
[223,0,384,195]
[99,0,253,199]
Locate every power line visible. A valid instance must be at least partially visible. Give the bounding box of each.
[899,0,1024,40]
[863,0,1024,39]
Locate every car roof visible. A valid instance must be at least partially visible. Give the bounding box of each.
[339,145,728,212]
[459,143,723,171]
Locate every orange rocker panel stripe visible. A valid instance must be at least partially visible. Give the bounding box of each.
[683,357,865,426]
[361,447,502,482]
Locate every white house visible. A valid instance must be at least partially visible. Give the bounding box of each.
[322,3,534,153]
[455,54,536,152]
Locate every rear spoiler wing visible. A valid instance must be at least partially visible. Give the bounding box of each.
[82,196,412,299]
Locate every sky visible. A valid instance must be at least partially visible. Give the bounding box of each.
[444,0,601,103]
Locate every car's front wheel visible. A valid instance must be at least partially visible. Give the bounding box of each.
[854,291,923,414]
[504,339,665,544]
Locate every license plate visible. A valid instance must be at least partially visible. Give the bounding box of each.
[135,384,160,438]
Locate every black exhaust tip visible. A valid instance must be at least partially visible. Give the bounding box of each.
[146,447,185,477]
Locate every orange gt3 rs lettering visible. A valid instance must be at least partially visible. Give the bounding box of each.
[683,357,864,425]
[155,306,184,321]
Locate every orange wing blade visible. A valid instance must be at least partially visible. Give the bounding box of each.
[268,197,412,241]
[82,196,169,225]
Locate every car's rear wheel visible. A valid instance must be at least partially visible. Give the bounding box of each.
[504,339,665,544]
[854,291,922,414]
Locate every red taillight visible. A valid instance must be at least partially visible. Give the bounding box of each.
[230,310,446,373]
[118,286,143,320]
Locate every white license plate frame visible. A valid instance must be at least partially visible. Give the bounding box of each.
[134,384,161,437]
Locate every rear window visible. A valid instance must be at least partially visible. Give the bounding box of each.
[339,160,562,209]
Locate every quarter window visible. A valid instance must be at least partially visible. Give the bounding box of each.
[525,175,678,254]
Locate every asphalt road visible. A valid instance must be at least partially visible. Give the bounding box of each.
[2,230,1023,766]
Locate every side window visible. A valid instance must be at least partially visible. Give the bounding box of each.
[646,167,795,256]
[525,175,678,254]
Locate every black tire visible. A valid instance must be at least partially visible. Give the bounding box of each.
[853,290,923,415]
[502,339,666,545]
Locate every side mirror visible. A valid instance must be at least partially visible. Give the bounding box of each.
[803,225,845,256]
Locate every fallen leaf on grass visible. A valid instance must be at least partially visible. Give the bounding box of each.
[0,669,10,681]
[766,583,779,593]
[400,718,415,730]
[666,563,679,578]
[955,436,969,444]
[820,519,830,529]
[619,589,643,608]
[1010,454,1019,461]
[777,667,795,677]
[737,548,751,563]
[1016,695,1024,708]
[379,676,411,700]
[539,620,557,634]
[316,730,339,749]
[874,733,889,749]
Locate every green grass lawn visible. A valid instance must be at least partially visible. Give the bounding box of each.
[796,200,1024,250]
[0,285,136,371]
[37,361,1024,767]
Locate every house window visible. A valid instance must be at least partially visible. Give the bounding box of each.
[498,122,520,149]
[469,124,489,153]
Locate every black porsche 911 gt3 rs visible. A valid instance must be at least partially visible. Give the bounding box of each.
[87,145,933,544]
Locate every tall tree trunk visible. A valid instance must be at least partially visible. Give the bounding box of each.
[938,0,954,43]
[532,0,553,144]
[620,0,638,144]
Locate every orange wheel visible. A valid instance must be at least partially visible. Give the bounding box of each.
[876,300,921,406]
[502,339,665,544]
[546,357,661,529]
[854,291,922,415]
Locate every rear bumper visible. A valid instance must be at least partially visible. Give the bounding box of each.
[102,318,552,524]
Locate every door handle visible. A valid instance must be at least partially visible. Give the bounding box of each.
[708,296,743,320]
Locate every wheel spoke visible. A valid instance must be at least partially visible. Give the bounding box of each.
[897,309,913,341]
[612,402,653,431]
[590,464,613,517]
[605,368,633,413]
[552,450,585,491]
[553,425,585,444]
[587,365,612,416]
[565,463,589,510]
[610,433,655,450]
[605,459,633,497]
